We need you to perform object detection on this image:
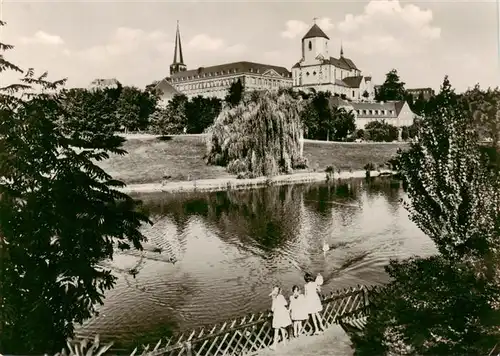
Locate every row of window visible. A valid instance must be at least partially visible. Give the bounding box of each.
[178,77,240,91]
[177,76,290,92]
[356,109,394,116]
[247,77,287,87]
[173,68,291,82]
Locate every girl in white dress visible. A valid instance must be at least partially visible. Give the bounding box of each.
[304,272,325,335]
[289,285,308,337]
[269,286,291,350]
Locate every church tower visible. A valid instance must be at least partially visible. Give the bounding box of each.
[170,21,187,75]
[301,21,330,65]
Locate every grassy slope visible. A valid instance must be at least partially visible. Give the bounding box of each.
[96,135,407,185]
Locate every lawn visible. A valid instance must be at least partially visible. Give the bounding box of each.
[96,134,408,185]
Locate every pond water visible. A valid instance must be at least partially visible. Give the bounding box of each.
[75,178,437,350]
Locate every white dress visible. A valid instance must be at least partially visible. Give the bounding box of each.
[271,294,292,328]
[289,294,308,321]
[304,274,324,314]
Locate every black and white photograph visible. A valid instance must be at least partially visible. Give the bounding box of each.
[0,0,500,355]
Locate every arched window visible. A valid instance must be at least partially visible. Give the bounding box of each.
[308,41,312,51]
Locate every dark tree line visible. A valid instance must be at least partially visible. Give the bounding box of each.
[59,83,158,135]
[297,90,356,141]
[151,78,244,135]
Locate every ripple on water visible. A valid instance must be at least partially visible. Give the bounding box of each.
[77,180,436,349]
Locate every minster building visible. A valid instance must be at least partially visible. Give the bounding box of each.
[291,23,375,100]
[155,22,293,102]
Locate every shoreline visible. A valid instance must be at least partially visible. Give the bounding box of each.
[119,169,395,194]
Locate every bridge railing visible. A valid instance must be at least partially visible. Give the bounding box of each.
[128,284,372,356]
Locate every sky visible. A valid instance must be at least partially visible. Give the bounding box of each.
[1,0,499,93]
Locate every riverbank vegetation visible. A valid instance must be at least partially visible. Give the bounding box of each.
[96,135,406,185]
[352,77,500,355]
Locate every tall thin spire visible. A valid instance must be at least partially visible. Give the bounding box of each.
[340,41,344,57]
[170,21,186,75]
[173,20,184,65]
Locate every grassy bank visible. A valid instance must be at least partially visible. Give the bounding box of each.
[97,134,407,185]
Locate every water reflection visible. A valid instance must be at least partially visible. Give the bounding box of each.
[76,178,436,351]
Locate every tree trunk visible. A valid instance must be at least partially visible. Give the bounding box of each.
[300,128,304,157]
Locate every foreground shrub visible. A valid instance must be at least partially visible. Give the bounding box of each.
[353,77,500,355]
[0,21,149,354]
[353,256,500,356]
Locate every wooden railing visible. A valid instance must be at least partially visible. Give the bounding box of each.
[129,284,372,356]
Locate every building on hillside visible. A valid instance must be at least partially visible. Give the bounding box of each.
[406,87,435,100]
[329,96,416,130]
[88,78,120,90]
[155,22,292,101]
[291,22,375,101]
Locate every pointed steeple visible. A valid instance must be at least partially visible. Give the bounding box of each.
[302,23,330,41]
[340,41,344,57]
[170,21,187,75]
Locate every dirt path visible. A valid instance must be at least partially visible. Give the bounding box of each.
[254,325,354,356]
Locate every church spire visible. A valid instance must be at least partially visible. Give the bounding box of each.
[340,41,344,57]
[170,21,186,75]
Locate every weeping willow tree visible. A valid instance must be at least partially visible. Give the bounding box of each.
[206,90,306,176]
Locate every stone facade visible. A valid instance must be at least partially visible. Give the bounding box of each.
[329,97,415,130]
[156,22,292,100]
[167,62,292,100]
[291,24,375,101]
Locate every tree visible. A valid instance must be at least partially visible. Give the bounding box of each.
[150,94,188,134]
[375,69,406,102]
[352,76,500,355]
[301,91,332,140]
[184,95,222,134]
[206,90,305,176]
[331,107,356,141]
[362,90,369,99]
[145,80,159,94]
[364,120,398,142]
[115,86,158,132]
[61,86,123,138]
[0,21,150,353]
[352,256,500,356]
[463,85,500,147]
[225,78,244,107]
[411,91,428,115]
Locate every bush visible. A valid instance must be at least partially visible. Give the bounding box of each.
[325,165,335,173]
[363,162,375,171]
[353,256,500,356]
[227,159,248,174]
[365,121,399,142]
[292,156,308,170]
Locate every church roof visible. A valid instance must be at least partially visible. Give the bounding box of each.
[394,101,405,116]
[169,61,291,80]
[342,76,364,88]
[329,56,358,70]
[328,96,351,107]
[302,24,330,40]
